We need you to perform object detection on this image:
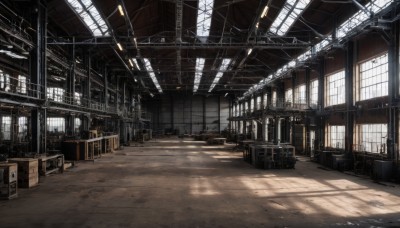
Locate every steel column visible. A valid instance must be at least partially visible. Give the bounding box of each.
[388,21,399,160]
[345,41,355,154]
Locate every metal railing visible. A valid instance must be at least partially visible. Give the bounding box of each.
[0,75,44,99]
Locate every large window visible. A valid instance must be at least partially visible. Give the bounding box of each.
[358,53,388,101]
[326,70,345,106]
[263,93,268,108]
[1,116,11,140]
[17,75,27,94]
[285,88,293,103]
[74,118,81,133]
[47,117,65,133]
[357,124,387,153]
[272,91,277,106]
[327,125,345,149]
[18,117,28,141]
[310,79,319,107]
[74,92,82,105]
[0,70,10,92]
[256,96,261,110]
[250,98,254,112]
[47,87,65,102]
[295,84,306,104]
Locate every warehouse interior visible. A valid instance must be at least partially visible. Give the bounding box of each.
[1,0,400,227]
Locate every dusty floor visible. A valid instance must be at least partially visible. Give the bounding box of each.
[1,138,400,228]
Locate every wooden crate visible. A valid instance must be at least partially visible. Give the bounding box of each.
[38,154,64,176]
[8,158,39,188]
[0,163,18,199]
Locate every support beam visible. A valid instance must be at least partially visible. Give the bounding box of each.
[317,58,325,149]
[30,0,47,154]
[345,41,355,154]
[387,21,399,160]
[176,0,182,85]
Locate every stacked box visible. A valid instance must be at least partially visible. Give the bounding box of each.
[0,163,18,199]
[8,158,39,188]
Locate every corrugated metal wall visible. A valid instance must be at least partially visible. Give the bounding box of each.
[192,96,203,133]
[205,96,219,132]
[147,94,229,134]
[220,98,229,131]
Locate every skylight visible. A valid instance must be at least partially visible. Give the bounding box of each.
[269,0,311,36]
[193,58,205,93]
[336,0,392,40]
[143,58,162,93]
[208,58,231,92]
[132,58,140,70]
[66,0,109,37]
[196,0,214,42]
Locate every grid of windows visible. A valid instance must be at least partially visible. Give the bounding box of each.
[1,116,11,140]
[310,79,318,107]
[359,53,388,101]
[47,87,65,102]
[327,125,345,149]
[295,84,306,104]
[326,70,345,106]
[17,75,27,94]
[47,117,65,133]
[285,89,293,103]
[357,124,387,153]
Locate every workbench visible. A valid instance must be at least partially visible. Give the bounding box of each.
[62,135,119,161]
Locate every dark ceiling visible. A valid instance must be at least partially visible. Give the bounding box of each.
[24,0,372,95]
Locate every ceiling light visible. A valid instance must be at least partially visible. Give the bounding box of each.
[261,5,269,18]
[224,93,228,97]
[118,5,124,16]
[176,86,181,90]
[247,48,253,56]
[117,43,123,51]
[256,22,259,29]
[134,77,138,82]
[128,59,134,67]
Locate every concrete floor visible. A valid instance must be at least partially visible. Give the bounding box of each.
[1,138,400,228]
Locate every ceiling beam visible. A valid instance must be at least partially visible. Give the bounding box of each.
[176,0,183,84]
